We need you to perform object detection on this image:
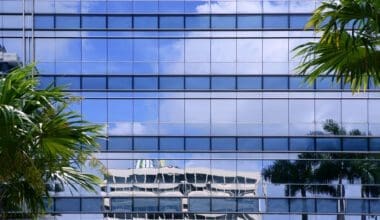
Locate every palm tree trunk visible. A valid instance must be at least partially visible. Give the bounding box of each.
[337,178,345,220]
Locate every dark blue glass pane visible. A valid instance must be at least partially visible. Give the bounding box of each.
[316,77,341,90]
[111,198,132,212]
[56,77,80,90]
[159,198,181,212]
[108,137,133,151]
[134,77,158,90]
[55,198,80,212]
[134,16,158,29]
[211,15,236,29]
[369,138,380,151]
[290,199,315,212]
[160,77,184,89]
[263,76,288,89]
[290,76,314,89]
[263,138,288,151]
[185,16,210,29]
[97,138,107,151]
[212,198,236,212]
[82,16,106,28]
[237,15,262,29]
[56,16,80,29]
[134,137,158,151]
[211,77,236,90]
[108,16,132,28]
[160,137,184,151]
[290,15,310,29]
[237,198,259,212]
[370,200,380,213]
[185,77,210,89]
[316,138,341,151]
[212,138,236,151]
[38,76,54,89]
[81,198,102,212]
[264,15,288,29]
[185,137,210,151]
[316,199,337,213]
[237,138,262,151]
[369,78,380,90]
[289,138,315,151]
[108,77,132,90]
[34,16,54,29]
[237,76,261,89]
[343,138,368,151]
[266,199,289,212]
[160,16,184,29]
[133,198,158,212]
[346,199,369,213]
[82,77,106,89]
[189,198,210,212]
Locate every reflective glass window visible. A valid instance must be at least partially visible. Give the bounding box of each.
[2,15,23,28]
[316,77,341,90]
[290,76,314,89]
[108,99,133,123]
[82,39,107,61]
[108,39,133,61]
[290,15,310,29]
[159,198,181,212]
[185,77,210,90]
[108,137,133,151]
[237,138,262,151]
[185,16,210,29]
[343,138,368,151]
[160,16,184,29]
[134,39,158,61]
[82,16,106,28]
[160,137,184,151]
[55,198,80,212]
[185,137,210,151]
[211,15,236,29]
[81,198,102,212]
[263,76,288,89]
[108,77,132,90]
[160,77,184,90]
[266,198,289,212]
[133,99,158,122]
[237,76,261,89]
[370,200,380,213]
[55,39,81,61]
[237,15,262,29]
[108,16,132,28]
[133,198,158,212]
[369,138,380,151]
[290,199,315,213]
[316,199,337,213]
[212,138,236,151]
[263,15,288,29]
[289,138,315,151]
[56,16,80,29]
[111,198,132,212]
[346,199,369,213]
[133,1,158,13]
[316,138,341,151]
[134,16,158,29]
[82,77,106,90]
[134,77,158,90]
[212,198,236,212]
[189,198,210,212]
[264,138,288,151]
[211,77,236,90]
[56,77,80,90]
[34,15,54,29]
[237,198,259,212]
[134,137,158,151]
[38,77,54,89]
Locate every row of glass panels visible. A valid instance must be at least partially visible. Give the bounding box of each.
[28,14,311,30]
[98,136,380,152]
[39,75,375,91]
[47,197,380,214]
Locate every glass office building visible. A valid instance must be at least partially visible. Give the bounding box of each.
[1,0,380,219]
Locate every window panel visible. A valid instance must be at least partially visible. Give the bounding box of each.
[237,76,261,89]
[82,39,107,61]
[159,1,185,13]
[211,138,236,151]
[107,1,133,13]
[189,198,210,212]
[134,137,158,151]
[160,77,184,89]
[185,16,210,29]
[237,198,259,212]
[159,99,184,123]
[237,15,262,29]
[81,198,102,212]
[185,100,210,123]
[82,77,106,89]
[185,39,210,62]
[237,39,262,62]
[108,99,133,122]
[315,100,341,123]
[185,137,210,151]
[316,199,337,213]
[134,16,158,29]
[159,39,184,62]
[264,138,288,151]
[55,198,80,212]
[160,137,184,151]
[134,39,158,61]
[290,76,314,89]
[346,200,369,214]
[56,77,80,90]
[211,77,235,90]
[316,77,341,90]
[263,15,288,29]
[212,198,236,212]
[237,138,262,151]
[263,76,288,89]
[82,99,107,123]
[211,15,236,29]
[108,137,133,151]
[82,1,106,13]
[34,15,54,29]
[108,16,132,28]
[290,100,314,123]
[111,198,132,212]
[55,39,81,61]
[133,99,158,122]
[343,138,368,151]
[56,16,80,29]
[134,77,158,90]
[290,199,315,213]
[289,138,315,151]
[35,39,55,62]
[211,39,236,62]
[38,76,54,89]
[342,100,367,123]
[266,198,289,212]
[108,77,132,90]
[160,16,184,29]
[82,16,106,29]
[185,77,210,89]
[133,1,158,13]
[133,198,158,212]
[316,138,341,151]
[108,39,133,61]
[263,39,288,62]
[237,100,262,123]
[290,15,310,29]
[2,15,23,28]
[159,198,181,212]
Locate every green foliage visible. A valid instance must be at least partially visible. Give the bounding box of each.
[0,64,103,218]
[293,0,380,92]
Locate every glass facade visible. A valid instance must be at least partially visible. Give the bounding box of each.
[1,0,380,219]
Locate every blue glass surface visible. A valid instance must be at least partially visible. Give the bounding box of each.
[34,16,54,29]
[134,137,158,151]
[237,138,262,151]
[185,137,210,151]
[56,16,80,29]
[160,77,184,89]
[82,16,106,29]
[134,16,158,29]
[133,198,158,212]
[316,138,341,151]
[134,77,158,90]
[82,77,106,90]
[189,198,210,212]
[263,76,288,89]
[289,138,315,151]
[108,16,132,28]
[111,198,132,212]
[160,16,184,29]
[211,15,236,29]
[237,76,262,89]
[56,77,81,90]
[108,137,133,151]
[185,77,210,89]
[81,198,102,212]
[160,137,184,151]
[159,198,181,212]
[263,15,289,29]
[212,138,236,151]
[237,15,262,29]
[290,15,310,29]
[55,198,80,212]
[263,138,288,151]
[185,16,210,29]
[211,77,236,90]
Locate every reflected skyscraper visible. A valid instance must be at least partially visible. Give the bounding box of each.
[1,0,380,219]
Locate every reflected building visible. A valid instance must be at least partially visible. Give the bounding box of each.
[1,0,380,219]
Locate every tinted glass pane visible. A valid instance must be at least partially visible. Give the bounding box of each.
[316,77,341,90]
[159,198,181,212]
[185,137,210,151]
[237,138,262,151]
[237,15,262,29]
[160,137,184,151]
[81,198,102,212]
[55,198,80,212]
[56,77,80,90]
[189,198,210,212]
[160,77,184,89]
[111,198,132,212]
[160,16,184,28]
[108,137,132,151]
[370,200,380,213]
[316,138,341,151]
[266,198,289,212]
[237,76,261,89]
[134,77,158,90]
[212,198,236,212]
[343,138,368,151]
[82,16,106,28]
[108,16,132,28]
[263,138,288,151]
[290,76,314,89]
[263,76,288,89]
[237,198,259,212]
[290,199,315,212]
[212,138,236,151]
[185,77,210,89]
[369,138,380,151]
[211,77,235,90]
[346,199,369,213]
[134,137,158,151]
[290,15,310,29]
[108,77,132,90]
[38,76,54,89]
[263,15,288,29]
[133,198,158,212]
[211,15,236,29]
[316,199,337,213]
[34,15,54,29]
[82,77,106,89]
[134,16,158,29]
[56,16,80,29]
[185,16,210,29]
[289,138,315,151]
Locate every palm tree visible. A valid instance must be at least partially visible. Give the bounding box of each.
[294,0,380,91]
[0,65,103,218]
